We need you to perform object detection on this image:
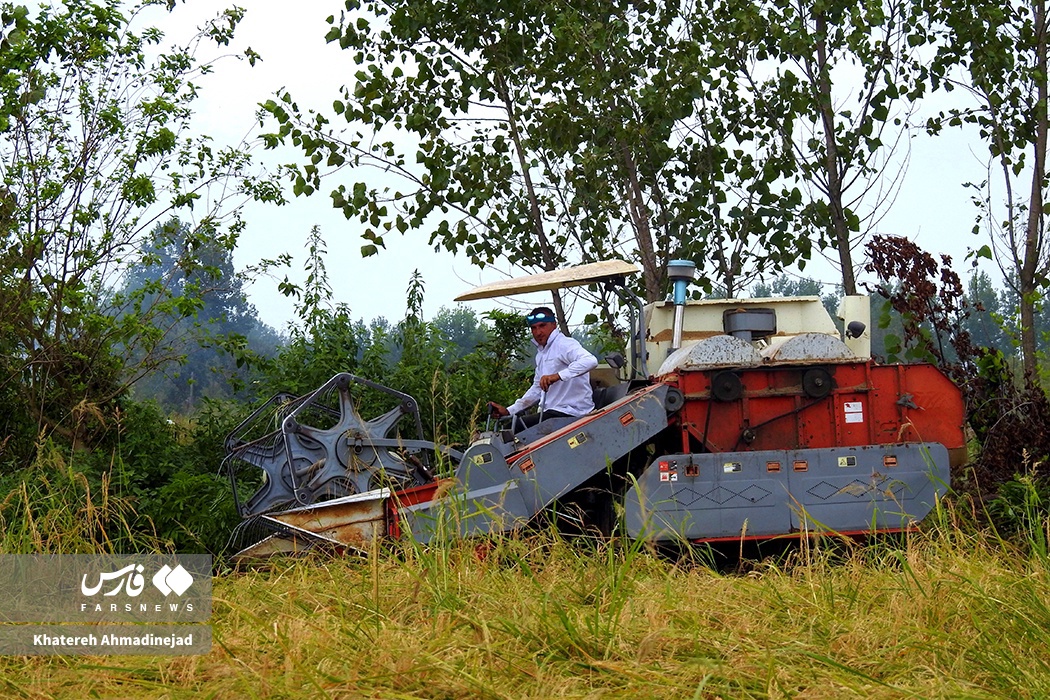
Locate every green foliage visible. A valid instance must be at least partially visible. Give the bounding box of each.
[712,0,929,295]
[252,229,531,449]
[111,398,245,553]
[925,0,1050,376]
[13,0,1050,566]
[476,309,530,379]
[988,469,1050,556]
[867,269,1019,368]
[259,305,361,397]
[262,0,817,304]
[964,270,1014,355]
[573,320,623,360]
[253,227,363,395]
[0,1,281,467]
[150,472,241,554]
[364,277,530,448]
[433,305,488,360]
[0,397,248,555]
[0,443,151,554]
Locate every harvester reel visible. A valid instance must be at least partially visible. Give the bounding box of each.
[226,373,437,517]
[282,401,418,503]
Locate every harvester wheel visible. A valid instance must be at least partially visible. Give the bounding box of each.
[664,387,685,412]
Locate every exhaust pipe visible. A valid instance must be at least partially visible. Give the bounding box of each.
[667,259,696,353]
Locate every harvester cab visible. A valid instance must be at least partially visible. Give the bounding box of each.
[225,260,966,561]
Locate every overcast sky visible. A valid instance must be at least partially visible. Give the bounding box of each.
[159,0,994,332]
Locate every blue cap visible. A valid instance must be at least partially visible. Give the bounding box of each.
[525,311,557,326]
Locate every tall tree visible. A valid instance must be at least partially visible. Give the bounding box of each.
[433,305,487,360]
[926,0,1050,378]
[716,0,928,295]
[262,0,812,321]
[963,270,1012,355]
[0,1,280,453]
[123,219,280,410]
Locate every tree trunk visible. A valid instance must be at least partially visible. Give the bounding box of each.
[814,11,858,296]
[1020,0,1048,380]
[495,74,570,333]
[620,145,663,302]
[589,50,663,302]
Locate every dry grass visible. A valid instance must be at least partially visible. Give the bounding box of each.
[0,516,1048,699]
[0,442,161,555]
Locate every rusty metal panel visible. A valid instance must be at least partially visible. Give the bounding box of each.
[237,489,392,557]
[270,496,387,548]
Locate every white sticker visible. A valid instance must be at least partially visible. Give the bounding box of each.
[844,401,863,413]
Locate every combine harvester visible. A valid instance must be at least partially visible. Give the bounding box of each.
[224,260,966,560]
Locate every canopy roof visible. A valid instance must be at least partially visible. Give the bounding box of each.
[454,260,639,301]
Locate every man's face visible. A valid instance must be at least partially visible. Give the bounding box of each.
[530,321,556,346]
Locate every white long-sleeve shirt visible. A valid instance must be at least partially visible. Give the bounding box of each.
[507,328,598,417]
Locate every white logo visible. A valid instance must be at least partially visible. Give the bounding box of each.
[80,563,194,598]
[152,564,194,596]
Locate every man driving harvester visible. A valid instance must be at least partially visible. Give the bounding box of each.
[488,306,599,430]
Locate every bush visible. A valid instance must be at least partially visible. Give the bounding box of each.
[150,472,241,554]
[987,465,1050,556]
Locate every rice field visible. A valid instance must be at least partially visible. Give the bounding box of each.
[2,507,1048,699]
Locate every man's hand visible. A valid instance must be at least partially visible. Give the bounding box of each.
[539,373,562,391]
[488,401,509,418]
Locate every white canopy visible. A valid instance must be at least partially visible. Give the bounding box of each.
[454,260,639,301]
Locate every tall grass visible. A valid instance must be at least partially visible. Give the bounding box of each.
[0,440,164,554]
[0,511,1047,698]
